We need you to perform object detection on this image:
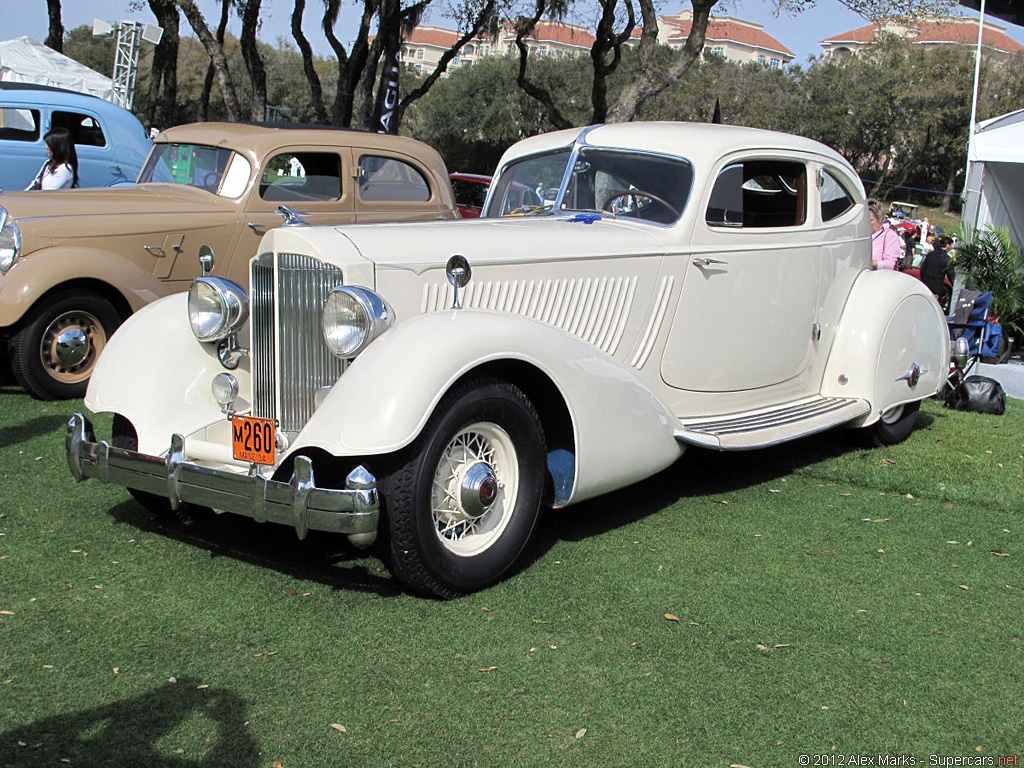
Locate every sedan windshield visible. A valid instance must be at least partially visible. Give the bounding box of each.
[138,143,235,194]
[485,147,693,225]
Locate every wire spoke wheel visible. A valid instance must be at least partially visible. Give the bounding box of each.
[430,422,519,557]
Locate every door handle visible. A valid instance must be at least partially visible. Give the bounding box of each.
[692,257,727,267]
[247,222,267,232]
[144,245,166,256]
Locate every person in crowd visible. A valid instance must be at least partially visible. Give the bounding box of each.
[869,201,901,270]
[920,235,955,308]
[900,230,917,269]
[25,127,79,190]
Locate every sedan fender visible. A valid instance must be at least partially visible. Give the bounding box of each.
[0,246,164,328]
[820,270,949,425]
[296,310,685,506]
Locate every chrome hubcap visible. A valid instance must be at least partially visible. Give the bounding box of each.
[55,327,89,367]
[459,461,498,519]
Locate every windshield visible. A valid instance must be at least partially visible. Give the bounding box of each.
[138,143,235,193]
[485,147,693,225]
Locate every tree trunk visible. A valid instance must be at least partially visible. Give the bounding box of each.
[199,0,231,122]
[514,0,572,131]
[239,0,267,122]
[589,0,635,124]
[292,0,327,123]
[146,0,180,130]
[45,0,64,53]
[941,164,958,214]
[323,0,376,127]
[177,0,239,122]
[608,0,717,122]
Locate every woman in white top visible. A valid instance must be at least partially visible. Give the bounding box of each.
[26,127,79,190]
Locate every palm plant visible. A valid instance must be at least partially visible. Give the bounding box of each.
[953,224,1024,340]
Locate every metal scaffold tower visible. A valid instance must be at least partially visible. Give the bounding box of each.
[93,19,163,110]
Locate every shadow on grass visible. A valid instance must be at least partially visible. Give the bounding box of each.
[0,678,259,767]
[107,500,402,598]
[0,414,71,450]
[101,419,914,597]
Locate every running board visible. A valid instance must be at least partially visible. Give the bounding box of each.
[674,396,871,450]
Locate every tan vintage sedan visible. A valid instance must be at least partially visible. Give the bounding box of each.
[0,123,457,399]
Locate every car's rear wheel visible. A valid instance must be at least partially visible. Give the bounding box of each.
[381,377,546,599]
[9,289,121,400]
[862,400,921,447]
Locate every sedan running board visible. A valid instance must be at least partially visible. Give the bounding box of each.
[674,396,870,450]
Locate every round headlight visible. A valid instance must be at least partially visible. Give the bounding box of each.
[322,286,393,358]
[188,277,248,342]
[0,218,22,275]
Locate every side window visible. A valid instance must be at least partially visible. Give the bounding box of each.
[260,152,341,202]
[819,168,855,222]
[706,160,806,229]
[358,155,430,202]
[0,107,41,141]
[52,110,107,147]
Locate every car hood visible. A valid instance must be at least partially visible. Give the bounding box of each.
[334,215,669,272]
[0,184,227,222]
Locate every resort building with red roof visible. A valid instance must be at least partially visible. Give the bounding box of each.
[820,16,1023,59]
[642,10,796,68]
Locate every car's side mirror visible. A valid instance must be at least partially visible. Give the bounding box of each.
[198,245,215,276]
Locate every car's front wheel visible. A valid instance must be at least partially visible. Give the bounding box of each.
[8,289,121,400]
[381,377,546,599]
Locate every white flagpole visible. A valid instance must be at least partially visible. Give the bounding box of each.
[967,0,988,161]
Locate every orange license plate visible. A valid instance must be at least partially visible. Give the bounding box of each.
[232,416,276,465]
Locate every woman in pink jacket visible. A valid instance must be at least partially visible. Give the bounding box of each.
[869,201,901,270]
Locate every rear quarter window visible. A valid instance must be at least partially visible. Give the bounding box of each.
[358,155,430,201]
[820,169,855,222]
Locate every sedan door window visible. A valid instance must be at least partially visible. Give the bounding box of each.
[358,155,430,201]
[706,160,806,228]
[261,152,342,202]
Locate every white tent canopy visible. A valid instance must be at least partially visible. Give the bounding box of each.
[0,36,113,100]
[963,108,1024,246]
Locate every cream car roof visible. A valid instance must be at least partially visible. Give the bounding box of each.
[496,121,856,177]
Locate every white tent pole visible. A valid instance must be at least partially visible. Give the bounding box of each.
[967,0,987,160]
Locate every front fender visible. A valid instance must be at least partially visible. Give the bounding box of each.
[821,270,949,425]
[85,293,238,455]
[294,310,684,506]
[0,246,168,328]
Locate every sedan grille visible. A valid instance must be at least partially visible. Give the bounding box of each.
[250,252,346,434]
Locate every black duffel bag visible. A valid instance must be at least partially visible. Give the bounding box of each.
[947,374,1006,415]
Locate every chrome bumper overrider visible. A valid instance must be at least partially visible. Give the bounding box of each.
[65,414,379,542]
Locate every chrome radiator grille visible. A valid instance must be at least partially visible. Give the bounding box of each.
[250,252,346,433]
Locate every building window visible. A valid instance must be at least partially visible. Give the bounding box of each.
[416,49,424,60]
[757,54,766,65]
[711,46,725,57]
[770,57,781,69]
[538,45,548,56]
[463,44,474,55]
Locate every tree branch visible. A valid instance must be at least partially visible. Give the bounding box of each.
[515,0,572,131]
[293,0,328,123]
[176,0,241,122]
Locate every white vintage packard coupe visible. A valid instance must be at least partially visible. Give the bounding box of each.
[66,122,950,598]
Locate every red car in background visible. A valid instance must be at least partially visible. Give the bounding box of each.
[449,172,491,218]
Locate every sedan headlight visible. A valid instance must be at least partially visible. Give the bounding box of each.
[188,277,248,342]
[322,286,394,358]
[0,208,21,275]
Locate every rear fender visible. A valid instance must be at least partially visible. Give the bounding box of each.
[293,310,684,506]
[821,270,949,425]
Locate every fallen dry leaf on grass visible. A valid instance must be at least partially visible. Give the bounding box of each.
[330,723,347,734]
[959,585,969,591]
[478,666,499,673]
[664,614,680,622]
[756,644,770,652]
[882,459,896,465]
[480,606,490,612]
[730,764,754,768]
[575,728,587,739]
[196,684,209,689]
[992,551,1011,557]
[0,611,14,616]
[274,761,283,768]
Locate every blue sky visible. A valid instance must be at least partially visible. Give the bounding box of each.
[6,0,1023,65]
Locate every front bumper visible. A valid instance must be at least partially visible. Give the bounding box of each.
[65,414,379,542]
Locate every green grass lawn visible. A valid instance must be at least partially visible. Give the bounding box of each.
[1,388,1021,767]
